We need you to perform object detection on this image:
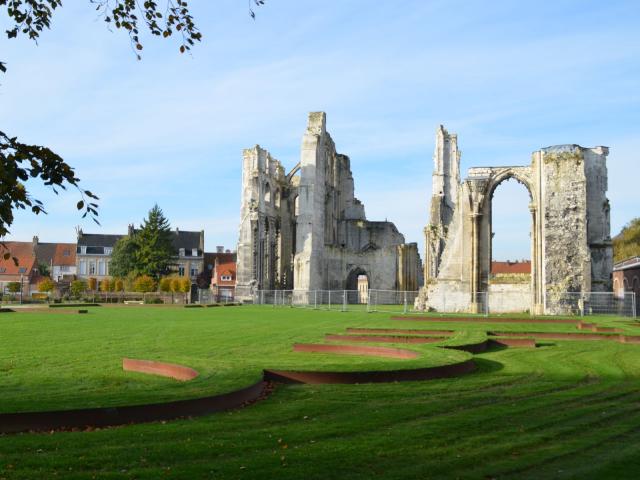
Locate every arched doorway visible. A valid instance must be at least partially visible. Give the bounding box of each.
[487,177,532,312]
[346,268,369,304]
[475,168,541,314]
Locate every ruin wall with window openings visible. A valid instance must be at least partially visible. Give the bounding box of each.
[235,112,422,300]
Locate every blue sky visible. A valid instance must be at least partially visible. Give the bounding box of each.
[1,0,639,260]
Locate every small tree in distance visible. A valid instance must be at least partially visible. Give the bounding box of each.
[7,282,21,294]
[88,277,98,291]
[159,277,172,293]
[70,280,87,299]
[180,278,191,303]
[114,278,125,292]
[170,277,182,294]
[133,275,157,293]
[38,278,55,293]
[99,278,112,292]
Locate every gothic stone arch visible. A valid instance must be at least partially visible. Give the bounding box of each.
[416,126,612,315]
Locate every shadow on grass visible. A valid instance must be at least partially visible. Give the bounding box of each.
[472,358,504,374]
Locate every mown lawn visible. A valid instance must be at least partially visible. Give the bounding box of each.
[1,305,640,479]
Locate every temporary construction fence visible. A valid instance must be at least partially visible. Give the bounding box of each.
[254,289,637,318]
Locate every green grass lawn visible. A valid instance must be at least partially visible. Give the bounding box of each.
[1,306,640,479]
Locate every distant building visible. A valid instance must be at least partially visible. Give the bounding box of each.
[0,241,39,296]
[1,238,78,296]
[208,247,237,301]
[76,231,123,281]
[76,227,205,282]
[491,260,532,275]
[51,243,77,282]
[613,257,640,306]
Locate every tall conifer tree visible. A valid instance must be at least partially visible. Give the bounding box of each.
[135,205,174,278]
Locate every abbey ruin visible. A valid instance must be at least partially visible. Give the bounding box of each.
[235,112,421,300]
[415,126,613,314]
[236,113,613,314]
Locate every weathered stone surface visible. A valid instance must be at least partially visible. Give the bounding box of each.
[236,113,421,300]
[416,127,612,315]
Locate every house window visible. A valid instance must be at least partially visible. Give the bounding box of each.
[106,261,110,276]
[221,275,232,282]
[98,260,105,276]
[89,262,96,275]
[0,267,5,273]
[178,264,185,276]
[192,248,198,257]
[18,267,26,274]
[190,265,199,277]
[81,246,87,254]
[79,261,87,275]
[63,249,70,257]
[60,265,69,272]
[294,195,300,216]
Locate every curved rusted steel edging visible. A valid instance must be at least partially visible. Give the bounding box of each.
[264,358,477,384]
[123,358,199,381]
[293,343,420,359]
[324,334,446,344]
[443,340,489,354]
[392,316,578,325]
[0,380,267,434]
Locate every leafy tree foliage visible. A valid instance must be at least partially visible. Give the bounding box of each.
[6,281,21,293]
[109,235,139,278]
[114,278,125,292]
[195,268,211,289]
[613,218,640,262]
[99,278,112,292]
[1,1,265,243]
[133,274,156,293]
[170,277,181,293]
[87,277,98,291]
[70,279,87,298]
[0,133,99,240]
[38,278,55,292]
[37,262,50,277]
[159,277,172,292]
[179,277,190,293]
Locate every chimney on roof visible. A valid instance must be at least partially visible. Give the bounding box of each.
[225,249,231,253]
[176,227,180,234]
[216,246,224,253]
[32,235,39,246]
[128,224,135,236]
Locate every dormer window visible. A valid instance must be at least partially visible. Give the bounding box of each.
[179,248,185,257]
[105,247,113,255]
[63,249,70,257]
[18,267,27,274]
[192,248,198,257]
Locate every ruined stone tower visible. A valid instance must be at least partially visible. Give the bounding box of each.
[236,112,422,300]
[416,127,613,314]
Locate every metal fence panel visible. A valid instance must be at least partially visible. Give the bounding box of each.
[252,289,636,318]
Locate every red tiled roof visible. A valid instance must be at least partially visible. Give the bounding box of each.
[214,260,236,285]
[0,242,37,277]
[53,243,76,266]
[491,261,531,275]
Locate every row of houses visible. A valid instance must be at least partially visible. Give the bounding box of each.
[0,228,237,301]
